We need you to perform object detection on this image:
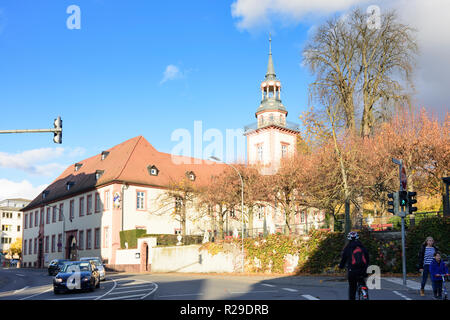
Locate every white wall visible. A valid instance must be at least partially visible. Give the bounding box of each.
[150,245,237,273]
[115,248,141,265]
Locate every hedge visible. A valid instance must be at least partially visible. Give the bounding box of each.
[119,229,147,249]
[140,234,203,246]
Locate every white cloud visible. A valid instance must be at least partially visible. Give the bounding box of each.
[394,0,450,117]
[160,64,184,84]
[0,147,64,176]
[231,0,370,30]
[0,147,79,177]
[0,179,47,202]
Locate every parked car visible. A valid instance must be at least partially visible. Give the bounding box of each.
[80,257,106,281]
[48,259,70,276]
[53,260,100,294]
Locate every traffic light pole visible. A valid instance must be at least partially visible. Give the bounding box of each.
[393,158,407,286]
[0,116,62,144]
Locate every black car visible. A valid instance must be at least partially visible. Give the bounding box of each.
[48,259,70,276]
[53,261,100,294]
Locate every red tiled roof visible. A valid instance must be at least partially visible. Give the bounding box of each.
[23,136,226,211]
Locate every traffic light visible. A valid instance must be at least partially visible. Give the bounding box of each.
[387,192,399,215]
[407,191,417,214]
[399,191,407,209]
[53,116,62,144]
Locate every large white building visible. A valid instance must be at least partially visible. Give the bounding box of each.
[0,198,30,255]
[21,136,225,269]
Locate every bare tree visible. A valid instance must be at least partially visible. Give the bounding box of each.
[303,8,418,137]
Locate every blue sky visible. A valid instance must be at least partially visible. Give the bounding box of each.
[0,0,448,200]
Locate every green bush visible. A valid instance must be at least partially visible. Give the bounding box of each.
[406,216,450,272]
[120,229,147,249]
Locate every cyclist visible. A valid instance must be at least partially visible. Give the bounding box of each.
[339,231,370,300]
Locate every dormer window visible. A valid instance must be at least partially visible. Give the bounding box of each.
[95,170,104,180]
[74,163,83,172]
[186,171,196,181]
[101,151,110,161]
[147,165,159,176]
[42,190,49,200]
[66,181,75,191]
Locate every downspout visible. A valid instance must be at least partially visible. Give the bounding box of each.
[121,183,128,231]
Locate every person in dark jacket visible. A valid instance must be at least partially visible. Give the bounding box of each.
[417,236,438,296]
[429,252,449,299]
[339,231,370,300]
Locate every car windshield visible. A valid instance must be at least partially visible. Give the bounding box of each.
[61,262,91,272]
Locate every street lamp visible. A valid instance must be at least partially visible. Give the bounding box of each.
[209,156,245,273]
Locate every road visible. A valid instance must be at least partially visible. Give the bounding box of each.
[0,267,440,300]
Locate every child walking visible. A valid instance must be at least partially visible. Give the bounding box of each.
[429,252,449,299]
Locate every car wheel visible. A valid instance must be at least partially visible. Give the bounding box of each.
[53,289,60,295]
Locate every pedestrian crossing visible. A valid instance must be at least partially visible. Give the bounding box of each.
[100,278,158,300]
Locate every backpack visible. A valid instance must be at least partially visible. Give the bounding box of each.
[351,246,367,268]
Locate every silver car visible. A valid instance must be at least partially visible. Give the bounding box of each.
[80,257,106,281]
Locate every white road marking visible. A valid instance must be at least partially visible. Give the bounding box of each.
[114,283,156,290]
[158,293,204,298]
[95,278,117,300]
[19,286,53,300]
[104,293,150,300]
[302,294,320,300]
[230,290,277,294]
[282,288,298,292]
[107,288,154,295]
[13,286,29,294]
[49,296,102,300]
[261,284,275,287]
[393,290,412,300]
[384,277,432,290]
[15,274,25,277]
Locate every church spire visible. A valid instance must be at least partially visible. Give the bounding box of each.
[265,33,276,80]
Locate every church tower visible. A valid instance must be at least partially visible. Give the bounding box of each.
[244,36,300,174]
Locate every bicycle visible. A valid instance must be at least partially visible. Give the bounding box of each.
[357,276,369,300]
[440,274,449,300]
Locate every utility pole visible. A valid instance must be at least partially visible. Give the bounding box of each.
[0,116,63,144]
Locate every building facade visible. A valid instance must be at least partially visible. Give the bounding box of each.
[0,198,30,254]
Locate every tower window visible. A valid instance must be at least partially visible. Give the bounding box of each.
[281,144,288,158]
